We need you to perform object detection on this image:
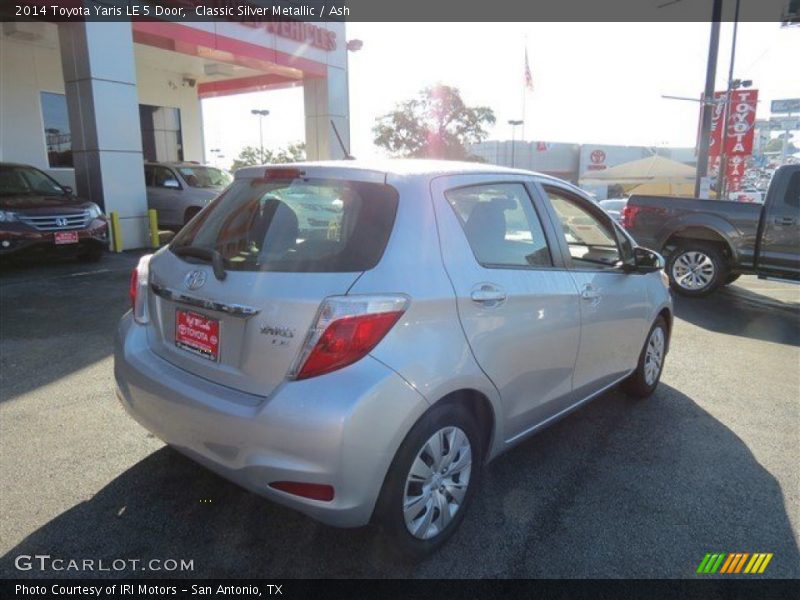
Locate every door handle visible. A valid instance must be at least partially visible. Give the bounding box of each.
[580,284,601,301]
[470,284,507,307]
[774,216,797,226]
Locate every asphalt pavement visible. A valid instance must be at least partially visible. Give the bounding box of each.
[1,252,798,578]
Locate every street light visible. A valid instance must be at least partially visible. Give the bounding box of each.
[508,119,523,168]
[250,109,270,162]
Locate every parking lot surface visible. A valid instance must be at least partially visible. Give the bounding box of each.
[1,252,798,578]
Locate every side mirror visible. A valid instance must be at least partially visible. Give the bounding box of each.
[163,179,180,189]
[62,186,73,195]
[633,246,665,273]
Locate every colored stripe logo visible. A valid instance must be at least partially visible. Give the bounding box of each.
[696,552,773,574]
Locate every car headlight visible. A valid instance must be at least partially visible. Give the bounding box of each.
[0,211,17,223]
[86,204,103,220]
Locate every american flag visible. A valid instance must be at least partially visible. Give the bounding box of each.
[524,49,533,91]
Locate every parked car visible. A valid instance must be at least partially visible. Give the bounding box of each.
[599,197,628,223]
[0,162,108,262]
[623,164,800,296]
[116,160,672,557]
[144,162,232,230]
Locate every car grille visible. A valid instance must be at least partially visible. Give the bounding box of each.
[17,211,90,231]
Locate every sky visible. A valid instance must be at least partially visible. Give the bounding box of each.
[202,22,799,167]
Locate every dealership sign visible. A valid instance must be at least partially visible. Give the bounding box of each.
[771,98,800,114]
[707,89,759,192]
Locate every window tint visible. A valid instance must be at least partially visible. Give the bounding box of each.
[545,187,621,269]
[171,177,399,273]
[0,166,65,197]
[785,172,799,208]
[176,166,232,189]
[154,167,179,188]
[445,183,552,268]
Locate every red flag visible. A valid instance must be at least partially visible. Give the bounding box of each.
[524,50,533,91]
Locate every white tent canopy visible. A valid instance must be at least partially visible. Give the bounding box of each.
[580,155,695,185]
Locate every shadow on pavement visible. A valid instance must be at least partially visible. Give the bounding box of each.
[0,251,143,403]
[2,384,797,578]
[674,283,800,347]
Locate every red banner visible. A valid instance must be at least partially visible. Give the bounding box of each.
[706,89,758,192]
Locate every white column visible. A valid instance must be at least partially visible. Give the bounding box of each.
[303,63,350,160]
[58,22,148,249]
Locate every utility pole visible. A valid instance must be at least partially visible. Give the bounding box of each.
[250,109,270,161]
[716,0,742,200]
[508,119,523,168]
[695,0,723,198]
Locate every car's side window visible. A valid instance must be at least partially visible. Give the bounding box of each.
[144,166,154,187]
[544,186,622,270]
[154,167,179,189]
[445,182,553,268]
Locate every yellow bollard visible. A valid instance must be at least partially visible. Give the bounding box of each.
[148,209,159,248]
[110,211,123,253]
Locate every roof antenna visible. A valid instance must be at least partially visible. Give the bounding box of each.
[331,120,355,160]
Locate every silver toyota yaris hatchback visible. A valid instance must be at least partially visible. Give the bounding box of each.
[115,160,672,557]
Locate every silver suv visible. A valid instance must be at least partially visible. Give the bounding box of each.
[115,160,672,557]
[144,162,232,230]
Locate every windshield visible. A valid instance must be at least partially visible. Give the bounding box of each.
[176,166,232,189]
[171,176,399,273]
[0,165,66,197]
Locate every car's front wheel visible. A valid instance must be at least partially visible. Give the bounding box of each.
[623,316,668,398]
[376,402,482,560]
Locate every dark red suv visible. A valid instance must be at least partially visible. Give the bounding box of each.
[0,163,109,262]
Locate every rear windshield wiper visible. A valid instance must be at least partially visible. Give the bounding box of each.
[172,245,227,281]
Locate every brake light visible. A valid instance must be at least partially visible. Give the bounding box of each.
[264,167,303,180]
[269,481,335,502]
[130,254,152,324]
[621,205,642,229]
[291,295,409,380]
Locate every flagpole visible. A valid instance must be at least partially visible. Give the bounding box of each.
[521,36,527,142]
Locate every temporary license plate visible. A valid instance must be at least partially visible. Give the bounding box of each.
[54,231,79,245]
[175,309,220,362]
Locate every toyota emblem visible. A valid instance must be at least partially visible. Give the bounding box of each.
[184,270,207,291]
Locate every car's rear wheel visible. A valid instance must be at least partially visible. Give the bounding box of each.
[667,242,728,296]
[623,316,668,398]
[724,273,741,286]
[376,402,482,560]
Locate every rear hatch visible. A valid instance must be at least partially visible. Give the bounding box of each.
[144,167,398,398]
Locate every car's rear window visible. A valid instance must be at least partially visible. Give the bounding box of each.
[170,176,399,272]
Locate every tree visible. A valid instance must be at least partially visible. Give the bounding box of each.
[373,85,495,160]
[230,142,306,172]
[764,136,797,154]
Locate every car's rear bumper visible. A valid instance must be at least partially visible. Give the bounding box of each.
[114,313,429,528]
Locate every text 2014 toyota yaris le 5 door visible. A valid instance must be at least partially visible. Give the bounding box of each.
[115,160,672,558]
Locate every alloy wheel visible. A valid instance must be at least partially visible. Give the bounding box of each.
[672,251,716,291]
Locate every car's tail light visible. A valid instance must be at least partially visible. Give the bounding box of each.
[269,481,335,502]
[130,254,152,324]
[620,205,641,229]
[621,204,666,230]
[290,295,409,380]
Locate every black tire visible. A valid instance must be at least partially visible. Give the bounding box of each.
[666,242,729,297]
[724,273,741,286]
[184,207,201,226]
[622,316,668,399]
[77,246,103,262]
[375,402,483,561]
